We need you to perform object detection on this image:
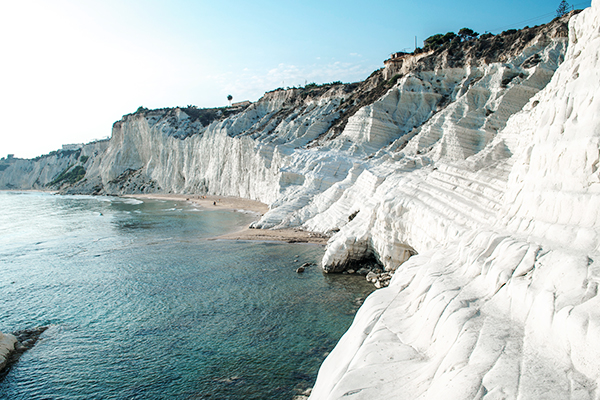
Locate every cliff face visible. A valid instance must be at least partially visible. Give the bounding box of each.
[309,3,600,399]
[0,141,109,192]
[2,7,599,399]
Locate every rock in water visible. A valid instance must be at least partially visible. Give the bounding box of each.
[0,332,17,372]
[365,271,378,283]
[1,326,48,381]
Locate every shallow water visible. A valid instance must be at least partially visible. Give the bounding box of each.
[0,191,373,400]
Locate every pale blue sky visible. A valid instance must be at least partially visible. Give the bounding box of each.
[0,0,592,158]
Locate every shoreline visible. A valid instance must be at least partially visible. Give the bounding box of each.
[125,193,329,245]
[213,227,329,244]
[124,193,269,214]
[1,191,330,245]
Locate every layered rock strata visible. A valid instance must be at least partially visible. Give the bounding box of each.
[1,7,597,399]
[309,3,600,399]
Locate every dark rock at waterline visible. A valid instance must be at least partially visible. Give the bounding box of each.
[0,326,48,381]
[287,239,308,243]
[14,326,48,344]
[296,266,305,273]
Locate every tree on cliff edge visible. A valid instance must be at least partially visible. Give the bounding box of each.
[458,28,479,41]
[556,0,570,17]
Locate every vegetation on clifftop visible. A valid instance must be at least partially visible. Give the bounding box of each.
[133,104,250,128]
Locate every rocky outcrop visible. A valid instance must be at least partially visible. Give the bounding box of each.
[1,7,597,399]
[0,326,48,381]
[0,332,16,372]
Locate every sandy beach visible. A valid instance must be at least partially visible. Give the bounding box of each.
[125,193,329,244]
[126,193,268,213]
[215,227,329,244]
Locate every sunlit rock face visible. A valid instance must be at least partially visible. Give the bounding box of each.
[309,2,600,399]
[2,7,597,398]
[298,19,570,273]
[0,141,108,192]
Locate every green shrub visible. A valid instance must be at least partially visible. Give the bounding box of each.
[48,165,86,186]
[423,31,457,51]
[388,74,402,86]
[556,0,570,17]
[458,28,479,40]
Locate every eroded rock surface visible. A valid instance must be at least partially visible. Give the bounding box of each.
[0,326,47,380]
[2,7,598,399]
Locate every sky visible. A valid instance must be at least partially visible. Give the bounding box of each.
[0,0,592,158]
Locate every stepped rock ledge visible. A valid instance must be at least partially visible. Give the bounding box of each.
[3,3,600,398]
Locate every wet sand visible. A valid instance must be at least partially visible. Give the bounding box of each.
[126,193,268,213]
[215,227,329,244]
[125,194,329,244]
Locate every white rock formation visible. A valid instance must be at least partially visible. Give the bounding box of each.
[309,2,600,399]
[0,139,109,192]
[1,7,597,398]
[0,331,16,371]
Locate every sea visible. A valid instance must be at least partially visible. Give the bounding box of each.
[0,191,374,400]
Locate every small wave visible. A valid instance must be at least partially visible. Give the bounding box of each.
[64,194,99,201]
[94,197,113,203]
[235,209,262,216]
[119,198,144,205]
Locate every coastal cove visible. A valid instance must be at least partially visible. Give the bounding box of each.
[3,3,600,397]
[125,194,330,244]
[0,191,373,399]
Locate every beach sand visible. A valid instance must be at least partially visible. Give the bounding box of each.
[125,194,329,244]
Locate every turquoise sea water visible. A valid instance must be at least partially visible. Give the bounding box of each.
[0,191,373,399]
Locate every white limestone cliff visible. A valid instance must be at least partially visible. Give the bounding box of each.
[308,3,600,399]
[0,8,597,399]
[0,140,108,191]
